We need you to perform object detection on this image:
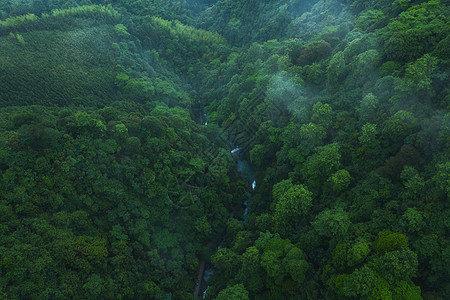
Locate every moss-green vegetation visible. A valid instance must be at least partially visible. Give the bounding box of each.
[0,0,448,299]
[0,27,115,106]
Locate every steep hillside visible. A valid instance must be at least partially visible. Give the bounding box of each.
[0,26,116,106]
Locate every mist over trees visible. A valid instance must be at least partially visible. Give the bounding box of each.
[0,0,448,299]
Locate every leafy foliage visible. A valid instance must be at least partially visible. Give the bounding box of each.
[0,0,448,299]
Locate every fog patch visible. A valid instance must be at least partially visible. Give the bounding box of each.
[265,71,309,123]
[287,0,353,39]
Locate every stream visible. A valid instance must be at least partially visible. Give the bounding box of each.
[235,149,256,221]
[200,148,256,299]
[191,99,256,299]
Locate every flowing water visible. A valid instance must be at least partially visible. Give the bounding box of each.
[195,103,256,299]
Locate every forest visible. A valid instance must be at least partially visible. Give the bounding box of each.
[0,0,448,299]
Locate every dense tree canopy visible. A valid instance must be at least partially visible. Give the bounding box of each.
[0,0,448,299]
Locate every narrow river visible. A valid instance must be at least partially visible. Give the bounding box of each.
[191,99,256,299]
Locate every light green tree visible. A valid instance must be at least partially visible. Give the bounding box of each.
[343,265,377,297]
[311,102,333,128]
[236,246,264,293]
[216,284,249,300]
[312,208,351,239]
[347,239,371,267]
[114,24,130,38]
[359,93,379,123]
[329,169,351,192]
[273,185,312,235]
[373,230,409,253]
[282,247,308,284]
[302,143,341,189]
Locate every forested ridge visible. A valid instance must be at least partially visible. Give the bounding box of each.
[0,0,448,299]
